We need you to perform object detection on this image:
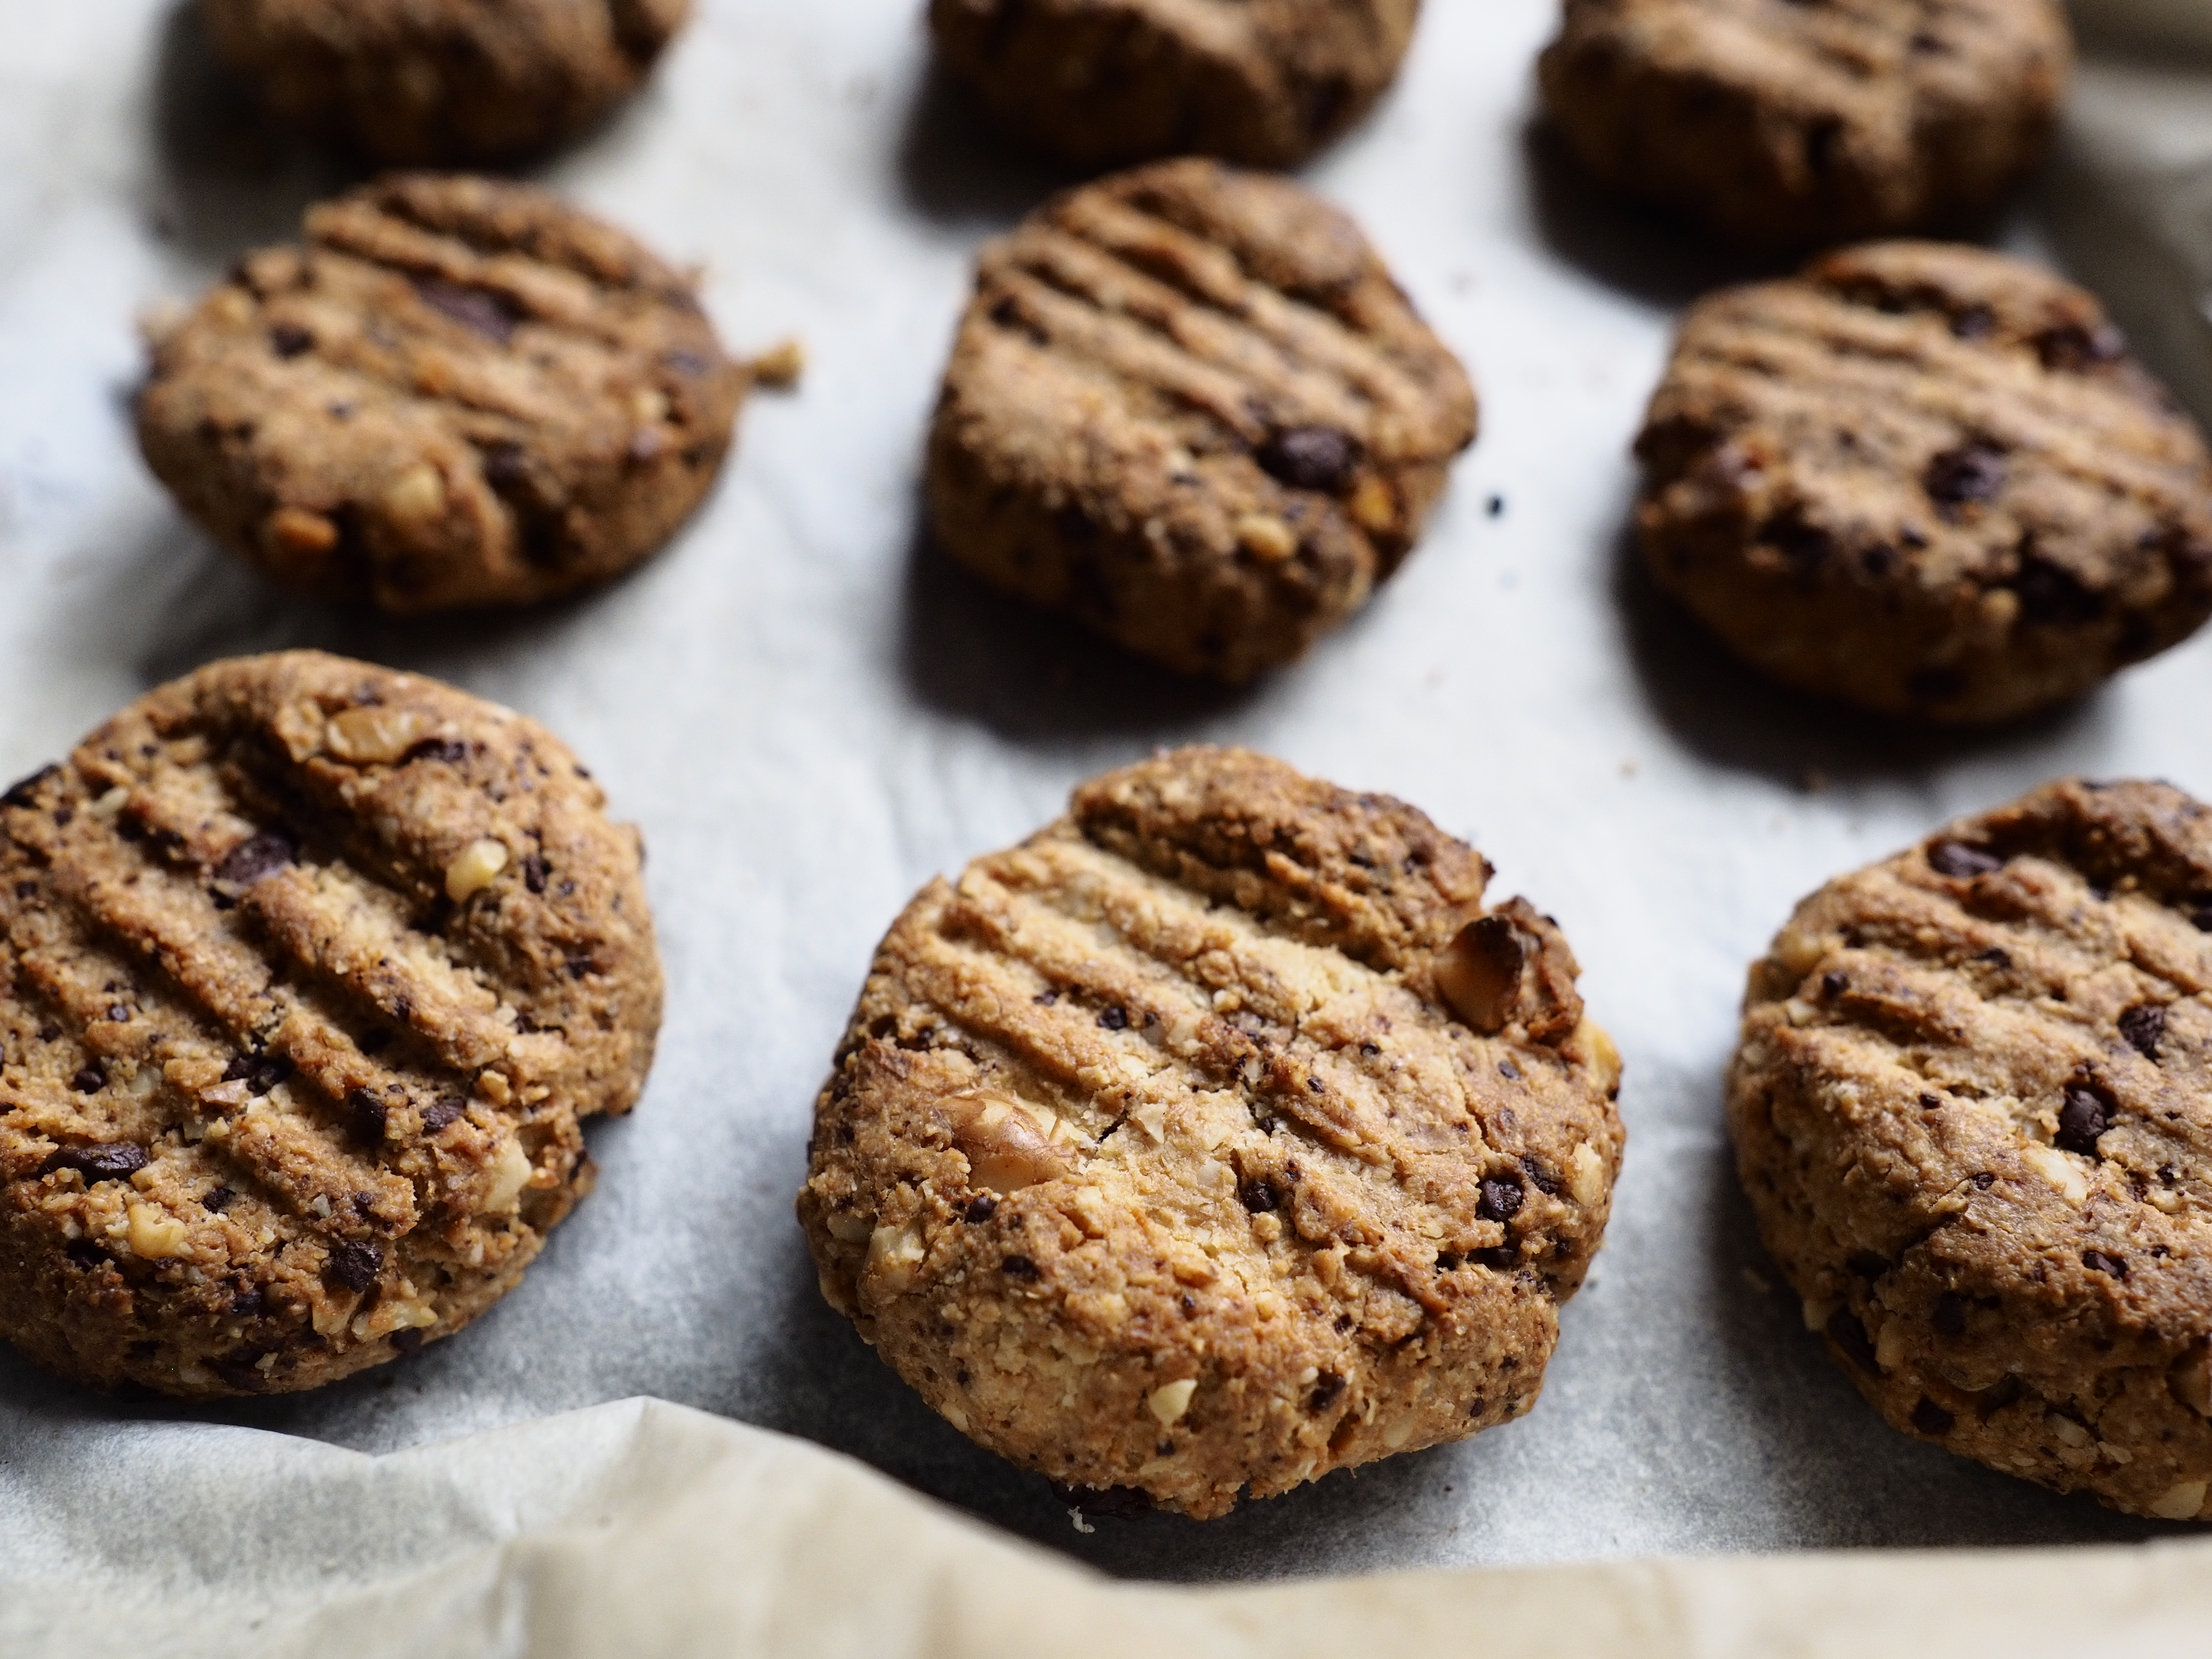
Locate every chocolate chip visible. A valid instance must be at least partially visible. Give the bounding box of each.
[1911,1398,1956,1436]
[326,1241,383,1292]
[2082,1249,2127,1279]
[1950,304,1996,340]
[1471,1245,1517,1270]
[2055,1085,2114,1156]
[1359,1041,1381,1058]
[1927,840,2003,879]
[1000,1254,1040,1280]
[1977,947,2011,968]
[392,1328,427,1355]
[202,1185,234,1214]
[1309,1371,1345,1412]
[1498,1059,1522,1081]
[415,278,520,344]
[1757,509,1834,576]
[1238,1175,1283,1213]
[1,764,57,810]
[1256,425,1359,493]
[12,880,35,900]
[1826,1308,1879,1373]
[1096,1006,1128,1031]
[2012,554,2101,626]
[225,1051,293,1096]
[1478,1175,1524,1223]
[65,1239,106,1269]
[2037,322,2126,373]
[1932,1291,1967,1337]
[215,831,294,890]
[346,1088,388,1146]
[1920,1094,1943,1111]
[963,1194,997,1224]
[268,323,314,358]
[420,1097,465,1133]
[70,1065,105,1094]
[2119,1004,2165,1061]
[1047,1481,1151,1520]
[44,1142,146,1182]
[1520,1155,1560,1195]
[2193,904,2212,934]
[1033,989,1058,1006]
[1821,970,1847,997]
[1971,1172,1996,1190]
[1923,442,2007,513]
[521,854,550,894]
[402,738,470,766]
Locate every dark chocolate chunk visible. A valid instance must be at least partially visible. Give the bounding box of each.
[1821,970,1847,997]
[1927,840,2003,879]
[203,1184,234,1214]
[2055,1085,2114,1156]
[345,1087,389,1146]
[420,1097,465,1134]
[215,831,295,890]
[70,1066,106,1095]
[65,1239,107,1269]
[1825,1307,1878,1374]
[415,278,521,345]
[1498,1058,1522,1082]
[1932,1291,1967,1337]
[1923,441,2007,512]
[403,738,471,766]
[1096,1006,1128,1031]
[964,1194,997,1224]
[268,323,315,359]
[2119,1004,2165,1061]
[1519,1155,1560,1196]
[2011,554,2101,626]
[2082,1249,2127,1279]
[1000,1253,1040,1280]
[326,1240,383,1292]
[1911,1398,1956,1436]
[1971,1171,1996,1190]
[45,1142,147,1183]
[1478,1175,1524,1223]
[1238,1175,1283,1214]
[1309,1371,1346,1412]
[1256,425,1359,493]
[521,854,551,894]
[2,764,58,810]
[226,1051,294,1096]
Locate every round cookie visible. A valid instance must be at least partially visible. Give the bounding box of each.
[926,159,1478,683]
[137,174,746,615]
[797,746,1623,1518]
[928,0,1421,171]
[0,651,661,1398]
[1731,780,2212,1522]
[1537,0,2073,248]
[201,0,692,165]
[1635,242,2212,723]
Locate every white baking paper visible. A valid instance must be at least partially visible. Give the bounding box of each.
[5,0,2212,1647]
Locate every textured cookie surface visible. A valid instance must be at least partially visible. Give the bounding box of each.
[798,747,1623,1519]
[1538,0,2071,247]
[138,174,745,615]
[1732,781,2212,1521]
[926,160,1477,683]
[0,651,660,1398]
[202,0,691,164]
[929,0,1420,170]
[1635,242,2212,722]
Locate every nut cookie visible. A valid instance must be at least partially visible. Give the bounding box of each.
[798,747,1623,1519]
[1537,0,2072,248]
[1731,780,2212,1521]
[0,651,660,1398]
[138,174,746,615]
[202,0,691,165]
[928,0,1421,170]
[1635,242,2212,723]
[926,160,1478,683]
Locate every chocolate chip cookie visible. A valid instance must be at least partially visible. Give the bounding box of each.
[1732,780,2212,1522]
[0,651,661,1398]
[201,0,691,164]
[1538,0,2073,248]
[797,747,1623,1519]
[928,0,1421,170]
[926,160,1477,682]
[1635,242,2212,722]
[136,174,745,615]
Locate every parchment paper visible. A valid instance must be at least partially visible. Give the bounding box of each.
[5,0,2212,1647]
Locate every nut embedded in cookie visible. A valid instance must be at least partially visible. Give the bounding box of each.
[928,0,1423,171]
[0,651,662,1398]
[1634,241,2212,722]
[925,159,1479,683]
[796,746,1624,1518]
[135,173,748,614]
[1730,778,2212,1521]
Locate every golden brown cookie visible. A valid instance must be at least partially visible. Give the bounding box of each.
[926,160,1478,683]
[1635,242,2212,723]
[0,651,661,1398]
[1537,0,2073,248]
[136,175,745,616]
[201,0,692,165]
[1731,780,2212,1522]
[928,0,1421,170]
[797,747,1623,1519]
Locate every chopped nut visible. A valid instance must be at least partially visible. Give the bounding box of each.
[484,1139,531,1214]
[632,387,671,424]
[446,837,509,902]
[327,706,432,765]
[1801,1296,1835,1332]
[942,1091,1068,1194]
[1348,475,1398,535]
[383,463,447,523]
[866,1220,926,1291]
[1772,926,1827,978]
[2047,1411,2092,1449]
[1381,1417,1416,1449]
[1563,1018,1622,1095]
[1148,1378,1197,1426]
[940,1400,969,1432]
[1874,1317,1908,1373]
[1064,1184,1111,1238]
[2152,1479,2209,1520]
[1234,512,1299,562]
[1438,914,1526,1033]
[208,288,255,327]
[266,506,339,556]
[826,1210,873,1244]
[2172,1343,2212,1418]
[1568,1142,1608,1206]
[476,1069,513,1106]
[127,1204,189,1261]
[749,337,806,389]
[2020,1143,2089,1206]
[89,785,130,819]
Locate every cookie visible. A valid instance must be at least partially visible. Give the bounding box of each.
[136,174,746,615]
[926,160,1477,683]
[0,651,661,1398]
[928,0,1420,171]
[1537,0,2073,248]
[797,746,1623,1518]
[1731,780,2212,1522]
[201,0,691,165]
[1635,242,2212,723]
